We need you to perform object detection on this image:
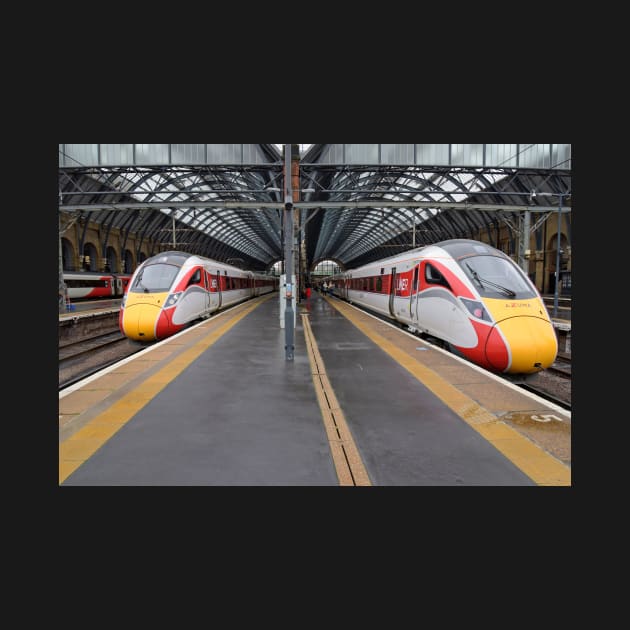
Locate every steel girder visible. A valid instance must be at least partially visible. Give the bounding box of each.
[59,160,570,273]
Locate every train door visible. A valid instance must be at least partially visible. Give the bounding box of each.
[410,264,420,321]
[416,261,429,323]
[388,267,397,318]
[216,270,222,308]
[114,275,129,297]
[103,276,113,297]
[203,269,211,316]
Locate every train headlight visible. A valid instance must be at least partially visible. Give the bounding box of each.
[165,292,182,308]
[121,294,127,308]
[461,298,491,322]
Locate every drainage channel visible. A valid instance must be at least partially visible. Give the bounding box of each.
[302,313,371,487]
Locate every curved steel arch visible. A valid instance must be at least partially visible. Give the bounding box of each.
[332,208,411,261]
[59,149,570,276]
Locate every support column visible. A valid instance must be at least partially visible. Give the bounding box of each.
[553,196,564,318]
[292,147,303,300]
[58,212,67,313]
[519,210,531,274]
[283,145,296,360]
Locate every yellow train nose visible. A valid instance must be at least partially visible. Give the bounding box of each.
[492,316,558,373]
[122,304,160,341]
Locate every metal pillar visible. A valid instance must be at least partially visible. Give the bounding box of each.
[519,210,531,274]
[58,211,67,313]
[553,195,563,318]
[284,145,295,360]
[295,154,302,300]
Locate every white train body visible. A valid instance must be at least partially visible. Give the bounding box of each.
[120,251,277,341]
[328,239,557,375]
[63,272,131,300]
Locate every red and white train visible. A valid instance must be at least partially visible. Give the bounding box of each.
[328,238,558,375]
[119,251,278,341]
[63,272,132,300]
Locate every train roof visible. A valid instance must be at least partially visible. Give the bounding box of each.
[138,250,275,277]
[142,251,194,267]
[436,239,505,260]
[338,239,506,274]
[63,271,131,277]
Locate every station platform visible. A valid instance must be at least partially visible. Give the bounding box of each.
[59,292,571,486]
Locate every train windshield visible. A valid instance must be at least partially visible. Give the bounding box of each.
[130,263,180,293]
[458,255,535,299]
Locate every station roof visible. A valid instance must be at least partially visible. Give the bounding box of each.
[59,144,571,272]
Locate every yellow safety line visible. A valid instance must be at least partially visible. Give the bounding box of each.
[324,297,570,486]
[59,295,272,485]
[302,314,371,486]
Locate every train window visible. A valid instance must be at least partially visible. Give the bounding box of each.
[131,264,179,293]
[65,277,109,288]
[425,263,451,290]
[376,276,382,292]
[187,269,201,287]
[461,256,534,298]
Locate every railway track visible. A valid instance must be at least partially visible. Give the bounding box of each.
[59,331,126,361]
[545,353,571,378]
[544,303,571,325]
[511,354,571,410]
[59,331,146,390]
[518,381,571,411]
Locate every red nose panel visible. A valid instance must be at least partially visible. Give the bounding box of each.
[485,327,510,372]
[155,310,181,339]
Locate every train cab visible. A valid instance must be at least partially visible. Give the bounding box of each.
[438,240,558,374]
[120,252,194,341]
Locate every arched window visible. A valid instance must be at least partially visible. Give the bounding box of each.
[62,238,75,271]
